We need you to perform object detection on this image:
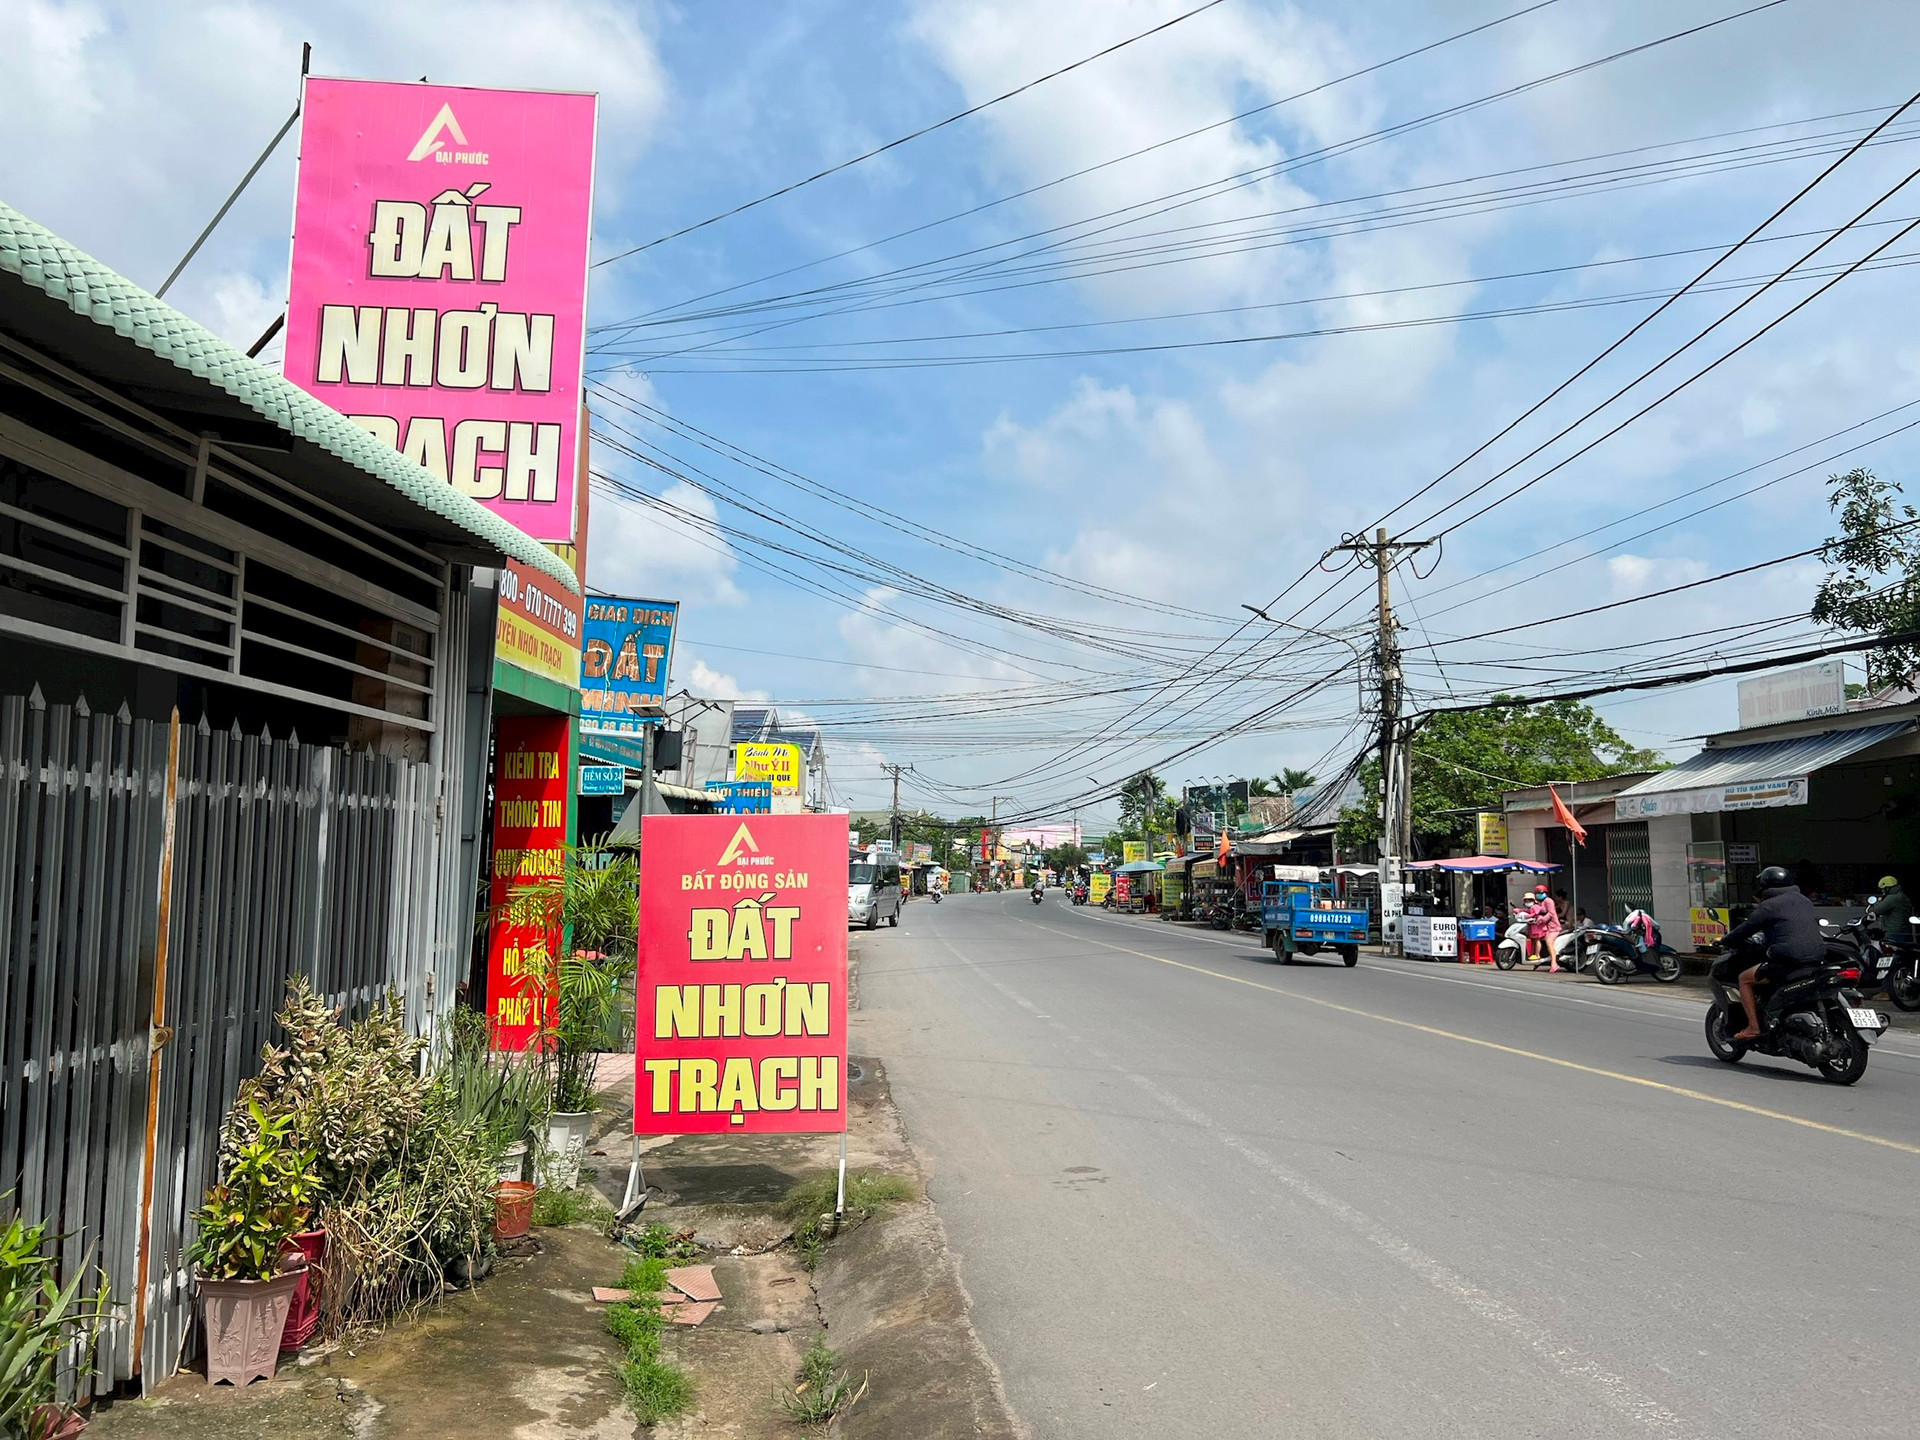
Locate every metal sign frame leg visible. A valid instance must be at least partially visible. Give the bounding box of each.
[620,1135,646,1219]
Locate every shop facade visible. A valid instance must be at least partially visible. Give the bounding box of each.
[0,203,579,1390]
[1610,698,1920,947]
[1500,773,1682,930]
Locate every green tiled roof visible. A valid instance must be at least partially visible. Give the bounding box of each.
[0,200,579,593]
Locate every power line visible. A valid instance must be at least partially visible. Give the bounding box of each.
[591,0,1234,267]
[618,0,1800,371]
[604,250,1920,371]
[597,0,1572,331]
[603,110,1918,344]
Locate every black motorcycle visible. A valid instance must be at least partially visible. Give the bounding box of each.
[1704,939,1889,1085]
[1885,942,1920,1011]
[1030,888,1044,906]
[1585,923,1683,984]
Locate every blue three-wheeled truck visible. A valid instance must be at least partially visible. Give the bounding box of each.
[1261,869,1368,967]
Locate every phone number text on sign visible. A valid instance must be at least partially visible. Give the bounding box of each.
[635,814,849,1135]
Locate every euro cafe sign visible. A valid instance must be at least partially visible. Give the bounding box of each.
[635,813,848,1135]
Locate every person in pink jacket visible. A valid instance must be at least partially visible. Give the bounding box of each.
[1526,885,1563,972]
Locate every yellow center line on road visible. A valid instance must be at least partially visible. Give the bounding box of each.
[1032,917,1920,1159]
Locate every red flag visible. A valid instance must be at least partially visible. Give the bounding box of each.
[1549,785,1587,845]
[1216,829,1231,864]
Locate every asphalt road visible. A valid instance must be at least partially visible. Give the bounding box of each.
[853,890,1920,1440]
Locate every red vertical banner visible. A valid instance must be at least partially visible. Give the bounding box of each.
[487,714,571,1050]
[634,814,849,1135]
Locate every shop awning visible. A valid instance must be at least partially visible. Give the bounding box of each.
[1611,719,1912,819]
[1114,859,1163,874]
[1408,856,1559,873]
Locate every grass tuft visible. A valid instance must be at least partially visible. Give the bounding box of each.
[605,1252,693,1423]
[783,1171,913,1271]
[532,1186,614,1229]
[624,1353,696,1423]
[776,1334,868,1430]
[629,1222,703,1263]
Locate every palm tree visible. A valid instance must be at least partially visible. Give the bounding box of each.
[1274,768,1317,795]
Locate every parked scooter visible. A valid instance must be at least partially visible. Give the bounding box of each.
[1494,917,1591,972]
[1587,922,1683,984]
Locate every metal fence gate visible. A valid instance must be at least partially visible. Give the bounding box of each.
[1606,821,1655,924]
[0,688,168,1398]
[0,688,440,1396]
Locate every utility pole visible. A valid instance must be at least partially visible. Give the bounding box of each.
[1326,527,1435,954]
[883,763,911,851]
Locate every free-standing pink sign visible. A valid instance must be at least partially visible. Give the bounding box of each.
[284,78,597,544]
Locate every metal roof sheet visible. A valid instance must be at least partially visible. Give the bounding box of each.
[1612,720,1913,797]
[0,201,577,593]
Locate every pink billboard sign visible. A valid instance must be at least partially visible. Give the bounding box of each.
[283,78,597,544]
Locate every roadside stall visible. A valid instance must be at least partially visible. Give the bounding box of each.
[1406,857,1560,961]
[1113,858,1162,913]
[1159,853,1199,920]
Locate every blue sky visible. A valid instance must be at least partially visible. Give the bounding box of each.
[9,0,1920,828]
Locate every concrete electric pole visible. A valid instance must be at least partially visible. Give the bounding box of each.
[883,763,911,851]
[1327,527,1435,954]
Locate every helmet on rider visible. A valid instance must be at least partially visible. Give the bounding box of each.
[1755,864,1793,895]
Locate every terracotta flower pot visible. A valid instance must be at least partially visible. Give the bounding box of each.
[199,1262,305,1385]
[30,1404,85,1440]
[493,1180,536,1240]
[280,1229,328,1351]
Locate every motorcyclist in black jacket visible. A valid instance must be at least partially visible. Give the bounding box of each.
[1724,865,1826,1041]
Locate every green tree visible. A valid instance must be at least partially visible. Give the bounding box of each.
[1275,767,1317,794]
[1811,466,1920,688]
[1043,842,1089,873]
[1113,772,1177,846]
[1337,700,1663,854]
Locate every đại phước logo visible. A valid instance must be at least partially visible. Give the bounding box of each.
[407,102,490,165]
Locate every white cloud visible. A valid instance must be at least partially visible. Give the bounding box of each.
[589,480,747,608]
[680,657,768,703]
[909,0,1373,312]
[1607,552,1708,596]
[0,0,667,343]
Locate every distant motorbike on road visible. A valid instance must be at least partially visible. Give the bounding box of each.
[931,889,942,904]
[1704,935,1888,1085]
[1071,884,1089,906]
[1031,888,1045,906]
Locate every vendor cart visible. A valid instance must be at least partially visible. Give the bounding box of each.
[1261,870,1368,966]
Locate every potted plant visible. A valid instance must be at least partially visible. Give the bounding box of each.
[538,948,618,1189]
[188,1101,318,1385]
[510,843,635,1191]
[1,1202,108,1440]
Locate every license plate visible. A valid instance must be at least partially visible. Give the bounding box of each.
[1847,1007,1887,1031]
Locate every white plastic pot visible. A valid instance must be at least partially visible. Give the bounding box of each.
[494,1140,528,1185]
[540,1112,593,1190]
